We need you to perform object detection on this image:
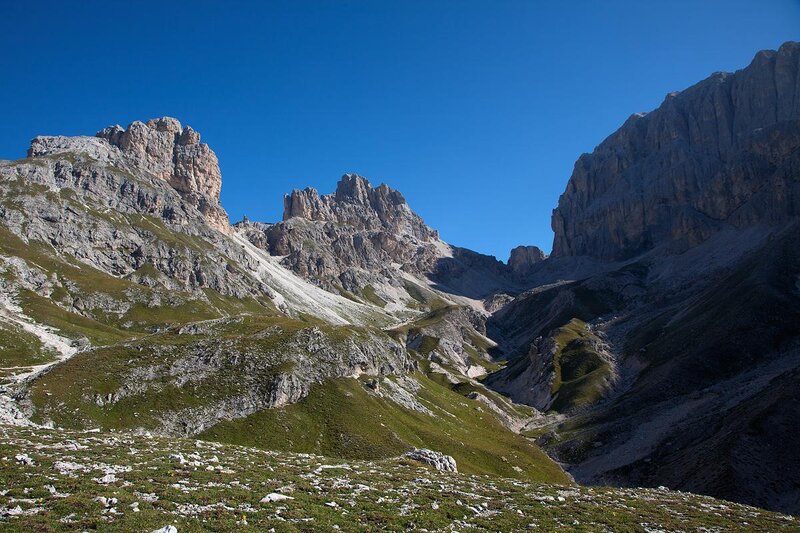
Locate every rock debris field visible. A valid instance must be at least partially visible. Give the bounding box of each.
[0,425,797,532]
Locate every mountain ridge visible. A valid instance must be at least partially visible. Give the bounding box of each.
[1,40,799,529]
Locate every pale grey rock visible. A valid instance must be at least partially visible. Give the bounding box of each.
[28,135,122,164]
[260,493,293,503]
[240,173,521,305]
[2,141,270,301]
[150,526,178,533]
[401,306,493,376]
[95,117,228,231]
[14,453,34,465]
[403,448,457,472]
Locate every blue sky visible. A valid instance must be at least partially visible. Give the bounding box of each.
[1,1,798,260]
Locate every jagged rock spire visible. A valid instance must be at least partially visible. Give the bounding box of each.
[282,173,438,241]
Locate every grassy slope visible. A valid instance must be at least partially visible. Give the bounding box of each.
[200,375,568,483]
[550,319,613,412]
[0,424,796,532]
[0,321,54,371]
[28,307,567,484]
[26,314,333,430]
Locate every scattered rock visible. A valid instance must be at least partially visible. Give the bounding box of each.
[14,453,34,466]
[260,493,294,503]
[403,448,457,472]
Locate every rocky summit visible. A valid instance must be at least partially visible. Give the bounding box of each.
[1,41,800,532]
[552,41,800,261]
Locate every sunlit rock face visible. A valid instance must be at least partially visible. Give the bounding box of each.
[95,117,229,231]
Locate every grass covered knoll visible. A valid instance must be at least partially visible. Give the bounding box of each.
[200,375,568,484]
[0,424,796,532]
[549,319,615,412]
[25,314,361,432]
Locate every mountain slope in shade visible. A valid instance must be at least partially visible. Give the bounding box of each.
[552,41,800,261]
[486,42,800,515]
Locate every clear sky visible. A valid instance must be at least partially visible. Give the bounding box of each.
[1,1,798,260]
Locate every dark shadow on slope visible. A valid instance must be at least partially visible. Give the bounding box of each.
[547,221,800,515]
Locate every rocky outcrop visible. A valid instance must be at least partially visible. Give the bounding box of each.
[274,174,440,273]
[552,41,800,261]
[283,174,438,241]
[240,173,522,306]
[3,120,394,327]
[487,335,558,410]
[28,117,229,233]
[507,245,546,279]
[2,145,259,300]
[403,448,457,472]
[127,322,411,436]
[244,174,499,305]
[95,117,229,231]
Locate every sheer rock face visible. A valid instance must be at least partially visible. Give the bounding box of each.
[242,174,521,304]
[507,246,546,278]
[94,117,229,232]
[552,41,800,261]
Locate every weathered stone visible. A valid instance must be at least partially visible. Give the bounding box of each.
[95,117,228,231]
[403,448,457,472]
[552,41,800,261]
[508,245,546,278]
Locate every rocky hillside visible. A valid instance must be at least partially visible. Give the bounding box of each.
[0,115,569,508]
[488,42,800,515]
[238,173,520,310]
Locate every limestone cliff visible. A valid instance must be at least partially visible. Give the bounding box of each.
[552,41,800,260]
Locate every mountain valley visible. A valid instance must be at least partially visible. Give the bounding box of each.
[1,42,800,531]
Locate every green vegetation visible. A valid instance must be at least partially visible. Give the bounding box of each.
[550,319,614,412]
[360,285,386,307]
[0,424,795,532]
[402,279,450,310]
[390,305,459,337]
[0,226,134,301]
[201,375,569,483]
[26,314,338,431]
[0,320,54,369]
[18,289,132,346]
[127,214,214,253]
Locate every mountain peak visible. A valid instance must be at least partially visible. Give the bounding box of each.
[91,117,229,230]
[508,245,546,277]
[95,117,220,198]
[552,41,800,260]
[334,173,372,203]
[282,174,434,239]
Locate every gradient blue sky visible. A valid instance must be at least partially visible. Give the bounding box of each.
[1,1,799,260]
